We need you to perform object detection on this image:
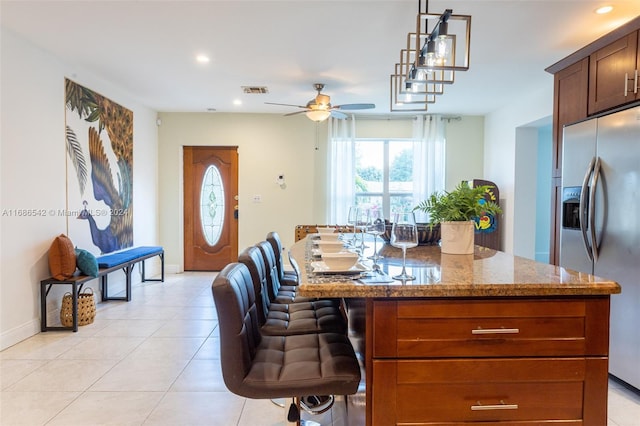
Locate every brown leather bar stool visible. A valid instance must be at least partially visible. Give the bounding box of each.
[239,245,345,415]
[266,231,299,286]
[212,263,361,425]
[238,245,346,336]
[257,240,313,304]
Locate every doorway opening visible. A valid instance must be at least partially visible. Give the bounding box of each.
[514,119,552,262]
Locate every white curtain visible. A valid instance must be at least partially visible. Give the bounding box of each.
[412,115,445,223]
[327,116,356,224]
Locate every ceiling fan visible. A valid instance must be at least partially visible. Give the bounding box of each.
[265,83,375,122]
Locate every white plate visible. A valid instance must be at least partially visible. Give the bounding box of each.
[310,261,369,274]
[313,240,344,246]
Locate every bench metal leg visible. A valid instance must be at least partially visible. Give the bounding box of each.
[125,264,132,301]
[41,281,80,332]
[101,275,107,301]
[40,282,48,332]
[141,253,165,283]
[102,265,132,301]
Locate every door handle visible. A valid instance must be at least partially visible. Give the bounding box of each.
[589,157,601,262]
[635,70,639,95]
[580,157,596,263]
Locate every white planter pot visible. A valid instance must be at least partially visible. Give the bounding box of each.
[440,221,475,254]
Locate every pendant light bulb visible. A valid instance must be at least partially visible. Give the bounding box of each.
[426,52,437,68]
[435,21,450,61]
[436,37,449,60]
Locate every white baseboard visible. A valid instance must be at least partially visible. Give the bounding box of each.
[1,319,41,351]
[165,264,180,274]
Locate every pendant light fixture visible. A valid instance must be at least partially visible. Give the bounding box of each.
[390,0,471,111]
[415,8,471,72]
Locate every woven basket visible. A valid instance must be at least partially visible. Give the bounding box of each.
[60,288,96,327]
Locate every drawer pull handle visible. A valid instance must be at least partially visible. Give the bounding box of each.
[471,400,519,411]
[472,327,519,335]
[625,73,629,96]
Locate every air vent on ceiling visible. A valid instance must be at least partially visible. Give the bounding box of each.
[241,86,269,94]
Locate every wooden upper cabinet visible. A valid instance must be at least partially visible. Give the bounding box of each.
[553,58,589,177]
[588,31,640,115]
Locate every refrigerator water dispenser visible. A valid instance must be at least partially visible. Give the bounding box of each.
[562,186,585,230]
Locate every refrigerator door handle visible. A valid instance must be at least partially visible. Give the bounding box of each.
[589,157,602,262]
[580,157,596,262]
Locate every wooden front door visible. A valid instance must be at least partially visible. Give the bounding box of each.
[183,146,238,271]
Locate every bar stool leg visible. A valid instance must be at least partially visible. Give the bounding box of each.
[284,398,323,426]
[285,398,299,426]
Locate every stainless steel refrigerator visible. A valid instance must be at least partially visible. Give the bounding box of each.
[560,104,640,390]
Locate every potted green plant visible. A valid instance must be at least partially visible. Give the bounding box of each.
[413,182,502,254]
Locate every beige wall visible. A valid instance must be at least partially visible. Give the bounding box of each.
[157,113,484,271]
[484,85,553,254]
[1,29,160,349]
[157,112,322,271]
[444,116,485,190]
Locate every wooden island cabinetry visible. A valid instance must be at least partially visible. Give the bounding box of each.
[370,297,609,425]
[293,240,620,425]
[546,16,640,266]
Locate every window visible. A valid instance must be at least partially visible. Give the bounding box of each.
[200,165,225,246]
[327,116,445,224]
[354,139,416,219]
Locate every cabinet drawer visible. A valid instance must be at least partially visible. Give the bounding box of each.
[373,298,609,358]
[372,358,605,425]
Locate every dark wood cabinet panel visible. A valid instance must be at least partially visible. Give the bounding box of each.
[369,298,610,425]
[549,177,562,266]
[373,358,607,425]
[588,31,639,115]
[553,58,589,177]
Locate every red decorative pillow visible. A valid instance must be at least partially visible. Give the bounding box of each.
[48,234,77,280]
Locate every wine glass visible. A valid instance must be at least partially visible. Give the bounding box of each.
[390,211,418,281]
[367,208,385,262]
[346,206,359,246]
[355,208,370,254]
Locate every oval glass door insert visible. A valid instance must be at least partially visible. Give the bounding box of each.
[200,165,225,246]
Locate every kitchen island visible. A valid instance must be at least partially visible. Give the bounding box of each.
[291,237,621,426]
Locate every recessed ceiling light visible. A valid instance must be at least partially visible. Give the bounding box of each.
[195,54,210,64]
[595,5,613,14]
[233,99,242,106]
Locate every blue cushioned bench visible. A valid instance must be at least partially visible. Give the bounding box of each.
[40,246,164,332]
[96,246,164,302]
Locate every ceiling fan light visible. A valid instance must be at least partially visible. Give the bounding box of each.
[316,94,331,107]
[305,110,331,122]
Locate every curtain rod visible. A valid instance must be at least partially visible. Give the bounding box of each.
[348,114,462,122]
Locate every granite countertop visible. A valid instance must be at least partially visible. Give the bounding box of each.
[292,236,621,298]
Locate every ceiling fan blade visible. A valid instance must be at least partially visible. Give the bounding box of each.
[265,102,307,109]
[334,103,376,110]
[284,110,308,117]
[330,110,348,119]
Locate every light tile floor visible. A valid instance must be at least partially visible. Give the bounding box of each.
[1,272,639,425]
